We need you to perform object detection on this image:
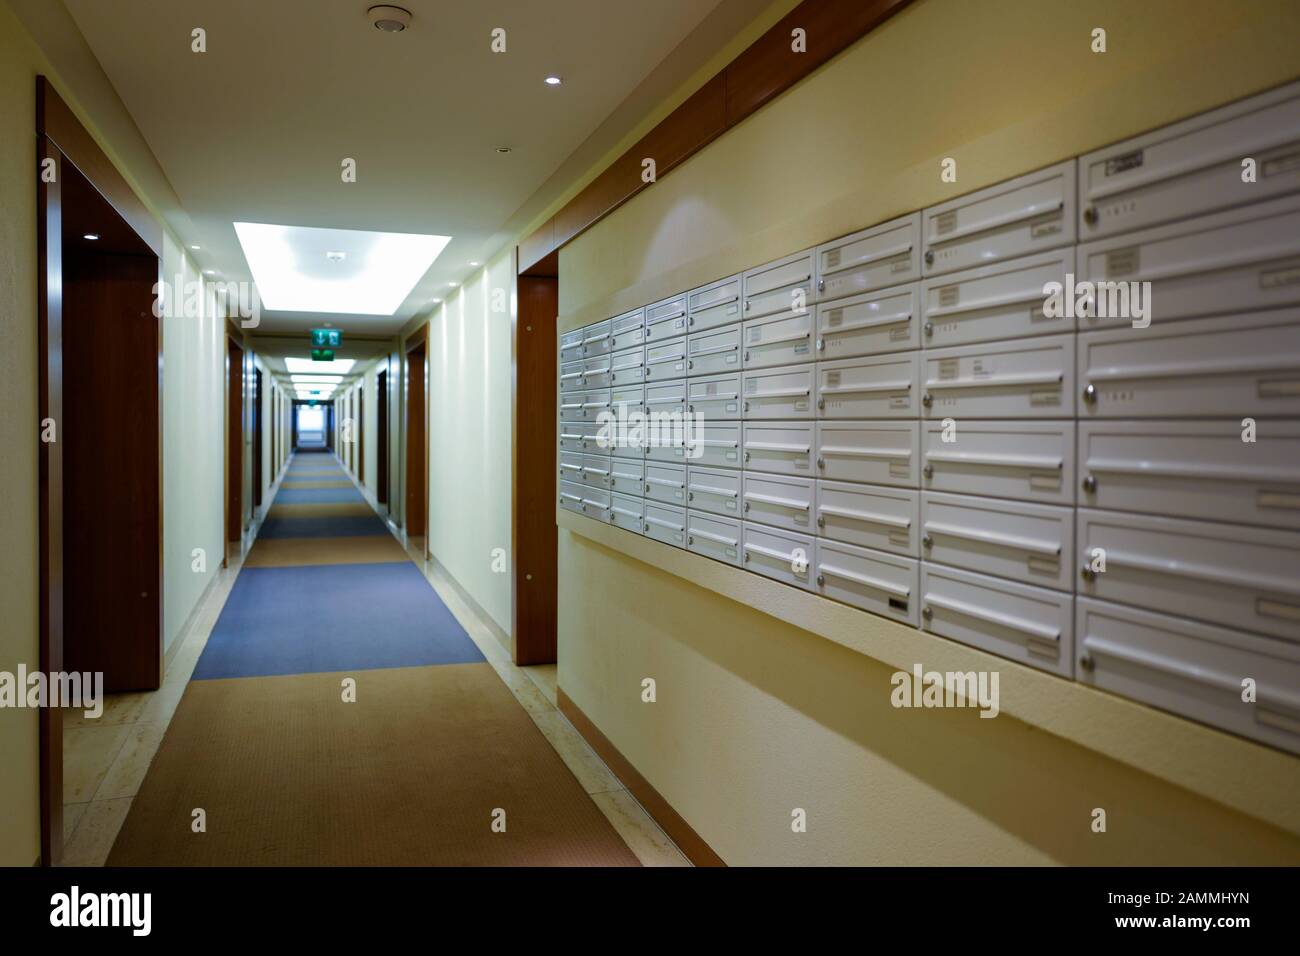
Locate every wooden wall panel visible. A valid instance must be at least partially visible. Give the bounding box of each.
[512,274,559,664]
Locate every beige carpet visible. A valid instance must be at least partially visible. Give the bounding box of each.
[243,535,410,568]
[107,664,640,866]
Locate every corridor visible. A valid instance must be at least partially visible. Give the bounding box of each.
[69,447,679,866]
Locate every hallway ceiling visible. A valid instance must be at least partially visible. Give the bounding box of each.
[61,0,733,335]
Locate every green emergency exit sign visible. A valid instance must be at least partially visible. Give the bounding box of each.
[311,348,334,362]
[311,328,342,348]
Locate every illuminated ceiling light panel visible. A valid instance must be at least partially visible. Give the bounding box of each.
[284,357,356,374]
[233,222,451,315]
[289,374,346,384]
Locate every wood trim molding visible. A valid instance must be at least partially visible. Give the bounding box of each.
[517,0,913,274]
[557,687,726,867]
[36,77,162,259]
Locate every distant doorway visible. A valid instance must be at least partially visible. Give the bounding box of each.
[377,368,389,506]
[226,334,244,559]
[405,333,428,550]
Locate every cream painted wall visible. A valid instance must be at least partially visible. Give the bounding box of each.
[0,2,230,864]
[557,0,1300,864]
[418,249,514,636]
[0,0,47,866]
[161,233,226,652]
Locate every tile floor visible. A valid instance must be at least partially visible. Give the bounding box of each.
[60,513,689,867]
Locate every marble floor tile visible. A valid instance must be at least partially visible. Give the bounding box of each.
[63,802,89,843]
[531,710,622,796]
[590,789,691,867]
[94,721,167,801]
[61,797,133,867]
[62,724,130,804]
[520,664,558,707]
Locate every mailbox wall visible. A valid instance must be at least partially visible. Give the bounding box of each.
[554,0,1300,865]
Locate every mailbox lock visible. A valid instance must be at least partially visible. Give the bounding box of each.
[922,393,933,408]
[743,351,750,362]
[817,398,826,410]
[923,250,934,266]
[1083,206,1099,227]
[1082,474,1098,494]
[687,536,694,546]
[688,360,694,370]
[688,404,694,413]
[816,338,825,351]
[1082,383,1097,404]
[744,451,751,462]
[743,401,750,412]
[743,501,751,512]
[687,492,694,501]
[816,456,825,469]
[817,279,825,293]
[816,515,825,528]
[922,534,933,549]
[924,322,933,336]
[745,300,752,311]
[921,605,933,620]
[688,316,695,326]
[1079,653,1095,671]
[816,574,825,586]
[645,368,651,378]
[923,464,934,479]
[1080,567,1096,582]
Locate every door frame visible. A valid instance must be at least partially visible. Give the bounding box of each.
[404,326,429,549]
[377,368,389,506]
[36,76,164,867]
[225,329,245,560]
[512,257,559,664]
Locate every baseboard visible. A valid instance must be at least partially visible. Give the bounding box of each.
[162,558,222,675]
[426,555,513,659]
[557,687,726,867]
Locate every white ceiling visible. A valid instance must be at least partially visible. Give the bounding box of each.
[62,0,731,335]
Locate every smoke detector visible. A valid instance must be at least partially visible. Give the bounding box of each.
[367,5,411,32]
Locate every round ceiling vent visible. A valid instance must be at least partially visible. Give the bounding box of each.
[367,5,412,32]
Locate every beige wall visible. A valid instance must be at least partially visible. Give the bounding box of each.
[162,233,226,653]
[419,249,515,636]
[557,0,1300,864]
[0,0,47,866]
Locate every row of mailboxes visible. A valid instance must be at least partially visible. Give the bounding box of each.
[562,417,1300,526]
[565,188,1300,385]
[565,309,1300,421]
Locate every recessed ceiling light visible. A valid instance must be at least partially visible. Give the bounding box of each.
[285,357,356,374]
[326,250,346,262]
[203,269,216,276]
[448,281,458,288]
[469,260,480,266]
[431,298,441,304]
[544,75,562,86]
[189,244,200,250]
[83,233,100,240]
[367,5,411,32]
[233,222,450,314]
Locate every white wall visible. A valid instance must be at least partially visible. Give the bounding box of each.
[420,250,514,635]
[161,233,226,652]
